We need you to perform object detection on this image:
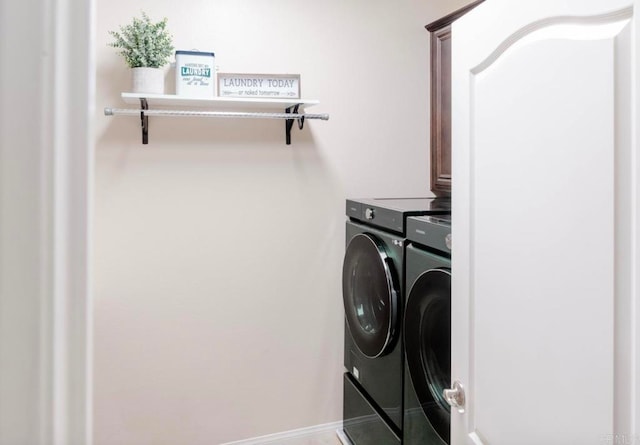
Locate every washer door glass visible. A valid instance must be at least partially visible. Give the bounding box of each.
[404,268,451,443]
[342,233,399,358]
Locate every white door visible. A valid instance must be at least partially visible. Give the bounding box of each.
[450,0,639,444]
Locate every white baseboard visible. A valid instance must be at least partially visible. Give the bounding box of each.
[336,428,352,445]
[220,421,343,444]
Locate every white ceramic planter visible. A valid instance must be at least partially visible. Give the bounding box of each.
[131,67,164,94]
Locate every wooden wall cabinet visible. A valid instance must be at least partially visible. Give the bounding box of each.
[426,1,483,196]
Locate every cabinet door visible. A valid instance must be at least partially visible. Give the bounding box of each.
[428,22,452,197]
[426,1,484,197]
[451,1,639,444]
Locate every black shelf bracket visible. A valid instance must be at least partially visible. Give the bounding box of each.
[140,98,149,144]
[285,104,305,145]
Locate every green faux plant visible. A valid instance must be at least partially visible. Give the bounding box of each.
[108,12,174,68]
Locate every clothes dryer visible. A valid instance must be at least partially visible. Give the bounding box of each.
[402,214,452,444]
[342,198,450,445]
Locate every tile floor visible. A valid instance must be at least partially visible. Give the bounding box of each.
[222,428,347,445]
[271,430,344,445]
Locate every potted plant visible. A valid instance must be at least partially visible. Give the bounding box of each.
[109,12,174,94]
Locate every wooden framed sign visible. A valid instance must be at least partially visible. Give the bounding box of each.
[217,73,301,99]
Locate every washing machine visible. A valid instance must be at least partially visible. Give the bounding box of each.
[403,214,452,444]
[341,198,450,445]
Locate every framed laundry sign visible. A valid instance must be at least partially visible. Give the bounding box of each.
[217,73,301,99]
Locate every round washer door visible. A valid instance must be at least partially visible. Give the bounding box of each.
[404,268,451,443]
[342,233,399,359]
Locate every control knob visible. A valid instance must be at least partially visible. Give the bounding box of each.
[365,208,375,220]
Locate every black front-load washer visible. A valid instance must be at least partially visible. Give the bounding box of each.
[403,214,452,444]
[341,198,450,445]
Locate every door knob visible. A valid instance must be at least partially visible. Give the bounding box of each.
[443,380,465,413]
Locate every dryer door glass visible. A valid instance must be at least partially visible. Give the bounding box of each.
[342,233,399,358]
[404,268,451,443]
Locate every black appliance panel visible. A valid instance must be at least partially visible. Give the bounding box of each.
[406,214,452,253]
[346,198,450,234]
[343,220,404,433]
[404,268,451,443]
[403,244,452,445]
[343,373,401,445]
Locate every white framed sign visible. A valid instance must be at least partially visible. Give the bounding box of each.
[217,73,301,99]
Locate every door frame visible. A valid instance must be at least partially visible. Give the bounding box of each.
[0,0,94,443]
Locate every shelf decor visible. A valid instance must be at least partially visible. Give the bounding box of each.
[217,73,301,99]
[108,12,174,94]
[175,50,215,98]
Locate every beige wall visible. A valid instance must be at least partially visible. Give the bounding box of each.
[94,1,473,444]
